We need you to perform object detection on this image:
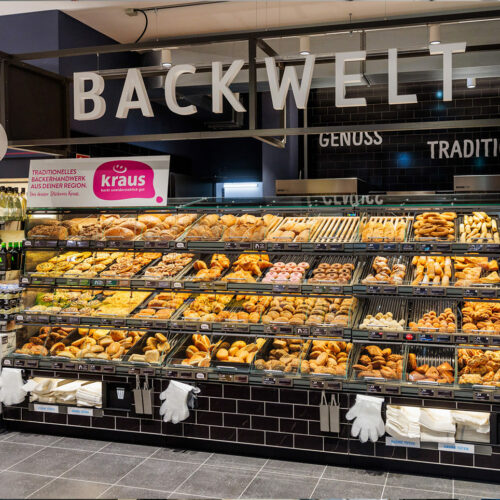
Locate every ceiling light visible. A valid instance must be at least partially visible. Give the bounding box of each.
[161,48,172,68]
[299,36,311,56]
[467,77,476,88]
[429,24,440,45]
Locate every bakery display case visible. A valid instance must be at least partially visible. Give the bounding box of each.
[4,195,500,482]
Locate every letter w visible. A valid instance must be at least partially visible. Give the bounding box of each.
[265,55,315,110]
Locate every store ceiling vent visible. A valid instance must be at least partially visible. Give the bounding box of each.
[275,178,365,196]
[454,175,500,192]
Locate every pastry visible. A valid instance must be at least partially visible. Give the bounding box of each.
[413,212,457,241]
[361,218,407,242]
[213,338,265,364]
[254,337,310,373]
[308,261,354,284]
[262,259,310,284]
[144,253,194,278]
[411,255,452,287]
[15,327,74,356]
[461,302,500,334]
[303,340,352,376]
[104,226,135,241]
[409,307,457,333]
[459,212,499,243]
[133,293,190,319]
[176,334,220,367]
[353,345,403,380]
[265,217,318,243]
[408,357,454,384]
[458,348,500,386]
[362,256,406,285]
[359,312,405,331]
[452,256,499,287]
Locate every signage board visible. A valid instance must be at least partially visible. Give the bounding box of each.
[27,156,170,208]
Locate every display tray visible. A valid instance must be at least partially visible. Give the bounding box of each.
[23,209,500,254]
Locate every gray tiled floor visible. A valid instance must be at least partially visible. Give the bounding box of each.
[0,431,498,499]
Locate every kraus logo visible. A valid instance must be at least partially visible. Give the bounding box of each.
[93,160,161,202]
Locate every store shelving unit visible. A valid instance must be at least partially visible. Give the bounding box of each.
[3,196,500,481]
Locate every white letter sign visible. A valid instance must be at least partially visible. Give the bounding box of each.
[165,64,197,115]
[429,42,466,101]
[388,48,417,104]
[116,68,154,119]
[335,51,367,107]
[73,72,106,121]
[265,55,316,110]
[212,60,246,113]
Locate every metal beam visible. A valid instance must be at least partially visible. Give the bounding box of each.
[253,136,285,149]
[13,8,500,61]
[256,39,279,58]
[87,42,500,81]
[248,38,257,130]
[9,118,500,147]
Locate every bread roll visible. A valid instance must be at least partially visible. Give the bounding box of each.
[104,226,135,240]
[119,219,146,234]
[138,215,162,228]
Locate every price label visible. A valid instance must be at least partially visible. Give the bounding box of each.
[473,391,492,401]
[386,437,420,448]
[418,387,436,397]
[68,407,93,416]
[329,243,343,251]
[34,404,59,413]
[402,243,415,251]
[469,336,490,345]
[253,242,267,251]
[438,443,475,454]
[382,243,397,251]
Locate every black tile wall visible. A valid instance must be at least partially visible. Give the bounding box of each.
[224,413,250,428]
[266,432,294,448]
[307,78,500,191]
[238,429,265,445]
[5,370,499,473]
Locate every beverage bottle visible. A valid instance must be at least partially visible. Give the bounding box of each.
[0,186,6,223]
[0,243,7,271]
[14,188,22,221]
[11,242,20,270]
[6,188,14,221]
[20,188,27,221]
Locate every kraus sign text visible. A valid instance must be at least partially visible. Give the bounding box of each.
[74,43,467,120]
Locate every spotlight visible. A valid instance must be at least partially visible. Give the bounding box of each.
[467,77,476,89]
[299,36,311,56]
[161,48,172,68]
[429,24,440,45]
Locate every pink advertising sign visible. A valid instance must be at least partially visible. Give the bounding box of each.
[27,156,170,208]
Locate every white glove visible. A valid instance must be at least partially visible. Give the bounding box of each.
[0,368,27,406]
[159,381,200,424]
[346,394,385,443]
